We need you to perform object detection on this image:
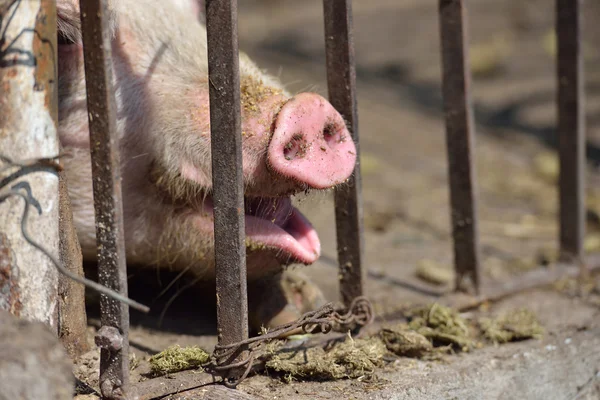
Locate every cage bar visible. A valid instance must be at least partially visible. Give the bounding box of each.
[438,0,481,293]
[205,0,249,348]
[557,0,585,268]
[79,0,130,397]
[323,0,366,307]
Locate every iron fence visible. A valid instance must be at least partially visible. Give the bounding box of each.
[0,0,595,398]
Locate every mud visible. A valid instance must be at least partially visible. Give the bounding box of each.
[240,76,283,115]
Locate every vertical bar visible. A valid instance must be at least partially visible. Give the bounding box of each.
[323,0,365,306]
[438,0,481,294]
[79,0,130,397]
[557,0,585,267]
[205,0,248,347]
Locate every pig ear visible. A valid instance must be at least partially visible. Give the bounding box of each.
[171,0,205,23]
[56,0,81,45]
[56,0,118,46]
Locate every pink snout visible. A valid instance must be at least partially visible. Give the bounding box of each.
[267,93,357,189]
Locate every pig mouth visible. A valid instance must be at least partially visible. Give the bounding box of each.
[243,196,321,265]
[152,164,320,264]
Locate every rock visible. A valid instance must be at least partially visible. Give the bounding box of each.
[0,310,74,400]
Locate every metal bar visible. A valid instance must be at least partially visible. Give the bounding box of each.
[557,0,585,270]
[323,0,365,307]
[79,0,130,397]
[205,0,249,349]
[438,0,481,294]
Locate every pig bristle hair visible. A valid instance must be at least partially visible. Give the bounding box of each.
[154,207,214,275]
[295,84,322,97]
[279,80,303,91]
[56,0,119,45]
[155,266,191,300]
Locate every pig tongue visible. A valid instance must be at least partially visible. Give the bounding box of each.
[244,197,321,264]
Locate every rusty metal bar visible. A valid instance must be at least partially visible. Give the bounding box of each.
[438,0,481,294]
[557,0,585,269]
[205,0,249,350]
[79,0,130,397]
[323,0,365,307]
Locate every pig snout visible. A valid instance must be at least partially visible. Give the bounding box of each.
[55,0,358,331]
[267,93,357,189]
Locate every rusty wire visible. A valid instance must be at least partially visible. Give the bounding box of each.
[204,296,374,388]
[0,155,150,313]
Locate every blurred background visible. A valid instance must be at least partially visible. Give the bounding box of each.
[232,0,600,314]
[112,0,600,353]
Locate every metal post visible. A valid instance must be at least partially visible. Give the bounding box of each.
[205,0,249,356]
[323,0,366,307]
[438,0,481,294]
[557,0,585,271]
[79,0,130,397]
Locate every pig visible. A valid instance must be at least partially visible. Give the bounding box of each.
[56,0,357,331]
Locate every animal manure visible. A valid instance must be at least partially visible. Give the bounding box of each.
[262,305,546,382]
[479,308,544,344]
[264,337,387,382]
[406,303,473,351]
[379,328,433,358]
[415,259,454,286]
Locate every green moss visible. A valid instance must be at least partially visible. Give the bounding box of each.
[148,345,210,376]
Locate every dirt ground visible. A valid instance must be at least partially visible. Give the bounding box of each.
[75,0,600,398]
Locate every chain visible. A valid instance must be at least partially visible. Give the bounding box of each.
[205,296,374,388]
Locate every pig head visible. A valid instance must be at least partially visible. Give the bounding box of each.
[56,0,357,320]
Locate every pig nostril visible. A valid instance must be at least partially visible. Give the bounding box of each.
[283,142,296,160]
[283,133,309,161]
[323,122,343,148]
